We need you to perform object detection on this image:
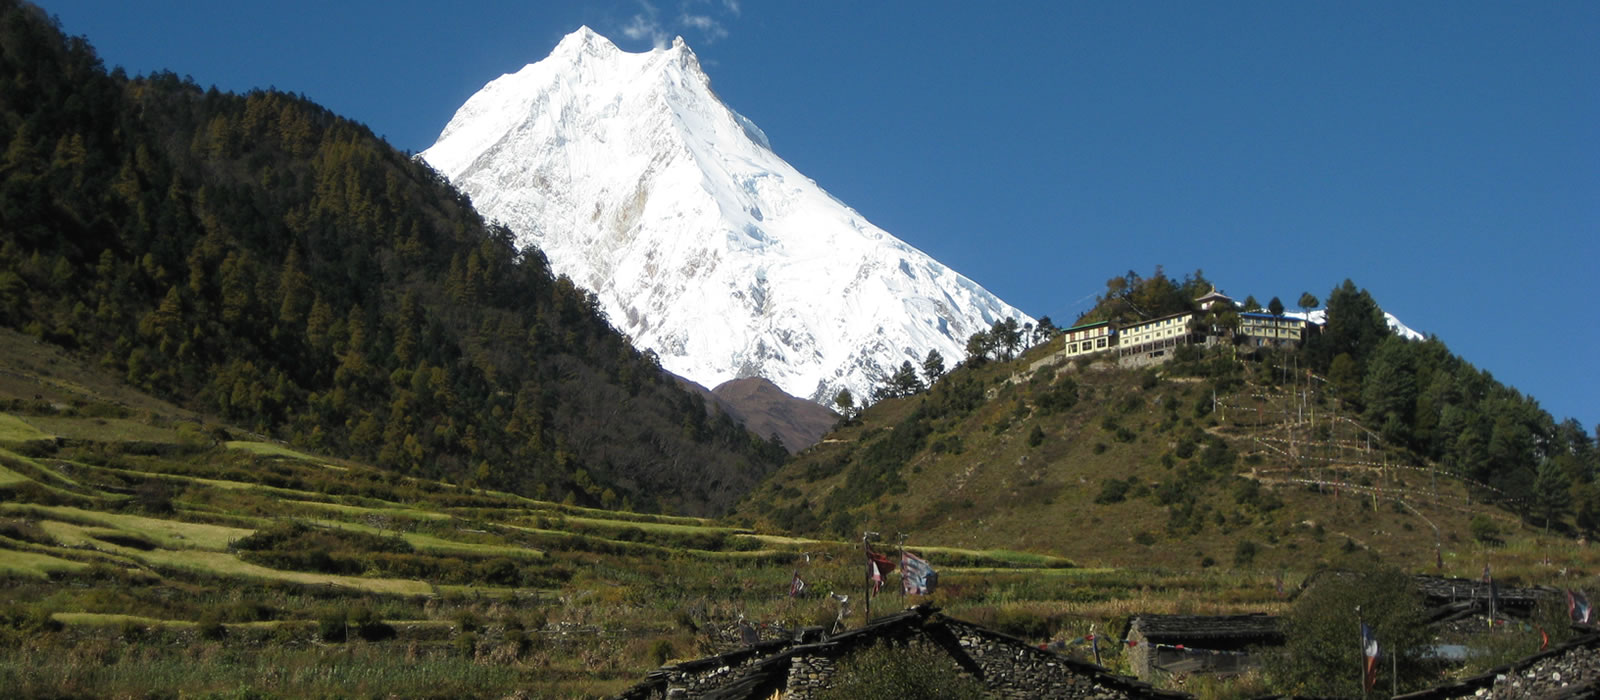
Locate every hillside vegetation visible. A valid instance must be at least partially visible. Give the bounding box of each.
[0,0,783,515]
[0,325,1280,698]
[738,271,1598,574]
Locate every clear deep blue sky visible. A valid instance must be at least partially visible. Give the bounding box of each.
[39,1,1598,428]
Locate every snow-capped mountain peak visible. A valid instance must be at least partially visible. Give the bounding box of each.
[422,28,1030,404]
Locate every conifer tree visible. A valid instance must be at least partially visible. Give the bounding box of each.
[921,349,945,385]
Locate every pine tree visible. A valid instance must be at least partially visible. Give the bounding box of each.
[1297,291,1319,313]
[921,349,945,385]
[1362,336,1417,445]
[833,388,855,419]
[1531,459,1572,533]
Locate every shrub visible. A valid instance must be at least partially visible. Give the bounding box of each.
[1234,540,1258,567]
[348,604,394,641]
[1264,565,1429,696]
[318,611,347,643]
[454,631,478,658]
[1035,378,1078,415]
[197,611,227,640]
[134,480,175,515]
[1140,370,1160,390]
[649,638,674,666]
[1094,478,1130,505]
[1027,424,1045,447]
[817,640,984,700]
[1174,437,1197,459]
[1470,515,1501,545]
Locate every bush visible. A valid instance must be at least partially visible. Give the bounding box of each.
[1264,566,1430,696]
[454,631,478,658]
[318,611,347,643]
[1470,515,1501,545]
[348,604,394,641]
[649,638,674,666]
[1035,378,1078,415]
[1234,540,1258,567]
[816,640,985,700]
[197,611,227,640]
[1094,478,1130,505]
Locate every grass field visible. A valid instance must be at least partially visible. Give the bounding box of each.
[2,504,253,550]
[0,412,49,441]
[0,547,91,578]
[225,440,333,464]
[0,330,1593,700]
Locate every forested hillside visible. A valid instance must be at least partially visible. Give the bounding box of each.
[740,270,1597,566]
[0,1,785,515]
[1078,270,1597,526]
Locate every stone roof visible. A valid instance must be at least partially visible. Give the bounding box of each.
[615,604,1187,699]
[1127,613,1283,644]
[1392,628,1600,700]
[1409,573,1560,610]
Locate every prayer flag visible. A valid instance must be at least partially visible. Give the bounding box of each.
[901,550,938,596]
[1361,623,1379,692]
[866,547,896,595]
[789,572,806,598]
[1569,589,1592,624]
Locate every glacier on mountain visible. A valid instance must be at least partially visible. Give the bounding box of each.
[422,27,1031,404]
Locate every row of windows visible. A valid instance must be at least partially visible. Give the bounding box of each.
[1065,337,1112,354]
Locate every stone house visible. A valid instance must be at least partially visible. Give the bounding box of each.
[616,604,1186,699]
[1123,613,1283,681]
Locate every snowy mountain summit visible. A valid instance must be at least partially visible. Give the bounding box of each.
[422,27,1030,403]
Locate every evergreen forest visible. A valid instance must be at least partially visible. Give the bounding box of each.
[0,0,786,516]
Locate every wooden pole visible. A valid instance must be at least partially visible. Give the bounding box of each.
[1091,624,1102,666]
[896,532,908,597]
[1358,606,1367,700]
[862,534,871,625]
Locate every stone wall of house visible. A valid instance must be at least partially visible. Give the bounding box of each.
[625,645,786,699]
[946,621,1158,699]
[779,622,1165,700]
[782,653,835,699]
[619,611,1176,700]
[1477,636,1600,699]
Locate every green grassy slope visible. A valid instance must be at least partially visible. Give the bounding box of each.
[736,340,1592,579]
[0,328,1137,698]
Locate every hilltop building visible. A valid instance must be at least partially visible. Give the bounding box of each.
[1040,290,1310,371]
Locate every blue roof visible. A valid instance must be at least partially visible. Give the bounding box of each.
[1064,320,1111,331]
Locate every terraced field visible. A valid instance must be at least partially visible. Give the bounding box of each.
[0,335,1588,698]
[1,408,1157,697]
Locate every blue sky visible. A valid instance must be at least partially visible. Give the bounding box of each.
[39,1,1598,428]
